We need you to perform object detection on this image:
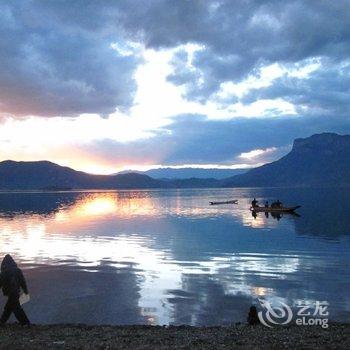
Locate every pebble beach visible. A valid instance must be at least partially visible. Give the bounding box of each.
[0,323,349,349]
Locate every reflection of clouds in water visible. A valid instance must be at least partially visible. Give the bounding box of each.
[167,274,255,325]
[0,189,349,324]
[224,254,300,276]
[0,264,146,325]
[0,216,305,324]
[0,189,296,222]
[0,222,165,268]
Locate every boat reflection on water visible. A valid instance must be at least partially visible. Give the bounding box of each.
[0,188,349,325]
[251,209,300,221]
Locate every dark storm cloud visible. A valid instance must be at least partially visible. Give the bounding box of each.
[1,0,349,131]
[79,114,350,166]
[0,1,139,117]
[116,0,350,101]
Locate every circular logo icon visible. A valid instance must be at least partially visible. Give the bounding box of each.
[258,298,293,327]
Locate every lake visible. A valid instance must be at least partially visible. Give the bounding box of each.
[0,188,349,325]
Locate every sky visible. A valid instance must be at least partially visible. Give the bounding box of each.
[0,0,349,174]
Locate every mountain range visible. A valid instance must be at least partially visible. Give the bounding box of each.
[0,161,161,190]
[118,167,248,179]
[0,133,349,190]
[0,160,221,190]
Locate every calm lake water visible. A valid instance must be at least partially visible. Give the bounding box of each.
[0,188,349,325]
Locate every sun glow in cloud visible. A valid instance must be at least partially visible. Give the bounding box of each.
[0,43,318,173]
[129,44,299,121]
[217,59,321,100]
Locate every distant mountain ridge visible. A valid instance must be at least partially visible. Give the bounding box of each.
[223,133,350,187]
[0,133,349,190]
[0,160,162,190]
[118,167,249,179]
[0,160,219,190]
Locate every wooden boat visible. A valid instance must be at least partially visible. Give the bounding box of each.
[251,205,300,213]
[210,200,238,205]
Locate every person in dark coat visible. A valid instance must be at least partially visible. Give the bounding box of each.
[0,254,30,325]
[247,305,260,325]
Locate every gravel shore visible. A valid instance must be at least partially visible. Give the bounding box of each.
[0,323,349,349]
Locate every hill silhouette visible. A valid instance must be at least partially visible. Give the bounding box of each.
[0,160,220,190]
[223,133,350,187]
[0,161,162,190]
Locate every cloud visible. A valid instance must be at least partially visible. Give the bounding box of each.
[1,1,350,120]
[73,113,350,169]
[116,0,350,103]
[2,111,346,173]
[0,1,140,117]
[242,59,350,117]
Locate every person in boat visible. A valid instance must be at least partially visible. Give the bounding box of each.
[271,200,281,208]
[251,198,258,208]
[265,201,269,208]
[0,254,30,326]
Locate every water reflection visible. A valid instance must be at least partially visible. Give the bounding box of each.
[251,209,300,222]
[0,188,349,324]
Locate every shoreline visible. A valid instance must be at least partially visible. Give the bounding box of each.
[0,323,349,349]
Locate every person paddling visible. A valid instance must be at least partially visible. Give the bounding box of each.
[251,198,258,208]
[0,254,30,325]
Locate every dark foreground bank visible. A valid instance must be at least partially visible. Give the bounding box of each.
[0,324,349,349]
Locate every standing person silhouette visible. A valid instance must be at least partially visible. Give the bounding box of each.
[0,254,30,325]
[251,198,258,208]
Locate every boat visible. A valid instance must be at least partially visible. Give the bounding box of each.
[251,205,300,213]
[210,200,238,205]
